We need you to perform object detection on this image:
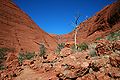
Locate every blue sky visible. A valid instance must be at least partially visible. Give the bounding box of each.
[13,0,116,34]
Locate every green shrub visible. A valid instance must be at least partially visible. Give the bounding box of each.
[0,64,6,70]
[96,37,102,40]
[89,49,97,57]
[18,52,35,64]
[55,48,61,54]
[0,48,14,70]
[71,44,77,52]
[88,43,97,57]
[57,43,65,50]
[0,48,10,69]
[0,48,9,60]
[106,32,115,41]
[39,44,46,57]
[18,53,25,64]
[55,43,65,54]
[106,31,120,41]
[77,43,88,51]
[25,52,35,60]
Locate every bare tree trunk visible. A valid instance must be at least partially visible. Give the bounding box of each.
[73,14,80,49]
[74,26,78,49]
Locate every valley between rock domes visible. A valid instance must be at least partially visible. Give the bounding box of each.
[0,0,120,80]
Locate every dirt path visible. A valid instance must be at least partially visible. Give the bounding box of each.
[15,66,42,80]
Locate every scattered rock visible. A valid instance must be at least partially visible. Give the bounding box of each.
[60,48,72,57]
[80,74,96,80]
[95,72,110,80]
[75,68,89,77]
[95,40,112,55]
[81,62,89,68]
[22,60,31,66]
[112,40,120,52]
[6,53,17,62]
[108,67,120,79]
[109,54,120,67]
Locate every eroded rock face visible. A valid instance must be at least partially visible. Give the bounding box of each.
[0,0,57,52]
[86,1,120,37]
[52,1,120,44]
[0,0,120,80]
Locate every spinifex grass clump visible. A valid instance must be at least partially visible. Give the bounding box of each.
[0,48,11,70]
[25,52,35,60]
[77,43,88,52]
[96,37,102,41]
[39,44,46,57]
[18,51,35,64]
[0,64,6,70]
[71,44,77,52]
[106,30,120,41]
[89,49,97,57]
[0,48,10,61]
[88,43,97,57]
[55,43,65,54]
[18,53,25,64]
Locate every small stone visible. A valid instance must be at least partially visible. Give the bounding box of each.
[81,62,89,68]
[89,68,93,73]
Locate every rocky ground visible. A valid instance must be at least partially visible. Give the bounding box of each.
[0,0,120,80]
[0,31,120,80]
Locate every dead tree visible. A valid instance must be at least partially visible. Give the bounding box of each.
[72,14,80,49]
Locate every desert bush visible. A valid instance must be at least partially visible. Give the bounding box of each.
[96,37,102,40]
[18,53,25,64]
[0,48,10,69]
[71,44,78,52]
[55,48,61,54]
[106,32,115,41]
[0,48,15,70]
[77,43,88,51]
[39,44,46,57]
[57,43,65,50]
[88,43,97,57]
[0,64,6,70]
[18,51,35,64]
[89,49,97,57]
[106,31,120,41]
[71,44,76,50]
[55,43,65,54]
[25,52,35,60]
[0,48,9,60]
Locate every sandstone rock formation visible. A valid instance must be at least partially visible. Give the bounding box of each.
[0,0,120,80]
[0,0,57,52]
[52,1,120,44]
